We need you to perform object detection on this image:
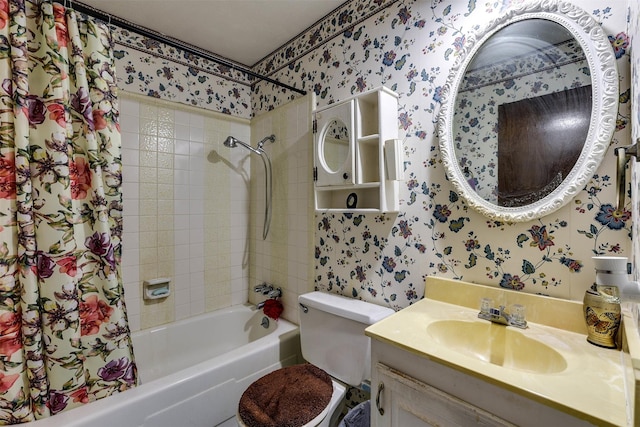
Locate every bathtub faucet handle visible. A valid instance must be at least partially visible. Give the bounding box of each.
[268,287,282,298]
[254,283,272,294]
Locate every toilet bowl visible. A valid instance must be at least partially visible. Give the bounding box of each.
[237,291,394,427]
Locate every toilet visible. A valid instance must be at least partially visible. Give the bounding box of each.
[237,291,395,427]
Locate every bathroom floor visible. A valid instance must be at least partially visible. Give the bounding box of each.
[218,388,363,427]
[216,409,351,426]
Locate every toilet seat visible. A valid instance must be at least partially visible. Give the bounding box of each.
[238,379,346,427]
[237,364,340,427]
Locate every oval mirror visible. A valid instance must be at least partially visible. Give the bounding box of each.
[321,119,350,173]
[437,1,618,222]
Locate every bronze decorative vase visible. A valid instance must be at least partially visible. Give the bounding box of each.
[583,285,621,349]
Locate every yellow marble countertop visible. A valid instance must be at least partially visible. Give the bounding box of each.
[366,277,629,427]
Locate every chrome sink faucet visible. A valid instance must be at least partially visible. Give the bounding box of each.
[478,298,527,329]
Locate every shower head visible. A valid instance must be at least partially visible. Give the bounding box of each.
[223,135,261,154]
[223,136,238,148]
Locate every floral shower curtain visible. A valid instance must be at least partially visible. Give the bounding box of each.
[0,0,136,423]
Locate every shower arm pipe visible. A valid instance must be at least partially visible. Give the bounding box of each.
[232,139,263,155]
[71,1,306,96]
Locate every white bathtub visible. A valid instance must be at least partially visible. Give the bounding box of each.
[26,304,300,427]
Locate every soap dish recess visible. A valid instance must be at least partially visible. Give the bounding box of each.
[143,278,171,300]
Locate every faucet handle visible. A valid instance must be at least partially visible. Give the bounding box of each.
[254,282,272,294]
[480,298,492,315]
[267,287,282,298]
[510,304,526,327]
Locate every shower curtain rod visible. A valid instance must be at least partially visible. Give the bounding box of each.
[70,1,307,96]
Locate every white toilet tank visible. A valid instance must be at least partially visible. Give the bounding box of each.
[298,291,395,387]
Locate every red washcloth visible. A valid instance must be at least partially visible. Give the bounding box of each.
[263,299,283,320]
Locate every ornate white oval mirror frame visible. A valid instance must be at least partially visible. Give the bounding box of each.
[437,0,618,222]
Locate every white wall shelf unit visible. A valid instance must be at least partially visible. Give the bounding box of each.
[313,86,401,213]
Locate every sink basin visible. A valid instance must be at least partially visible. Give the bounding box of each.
[427,320,567,374]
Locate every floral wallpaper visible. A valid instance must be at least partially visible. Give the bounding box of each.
[258,0,632,308]
[106,0,633,310]
[108,0,400,119]
[251,0,400,113]
[110,27,253,119]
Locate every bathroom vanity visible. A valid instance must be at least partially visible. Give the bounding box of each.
[365,277,631,427]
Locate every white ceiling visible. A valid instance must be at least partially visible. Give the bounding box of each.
[468,19,575,70]
[79,0,347,66]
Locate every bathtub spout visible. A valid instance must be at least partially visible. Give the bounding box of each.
[256,301,266,310]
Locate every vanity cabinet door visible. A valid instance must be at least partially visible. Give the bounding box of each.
[314,100,355,187]
[374,363,515,427]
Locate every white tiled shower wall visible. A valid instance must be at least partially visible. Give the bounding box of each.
[248,95,315,327]
[119,92,252,331]
[118,92,314,331]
